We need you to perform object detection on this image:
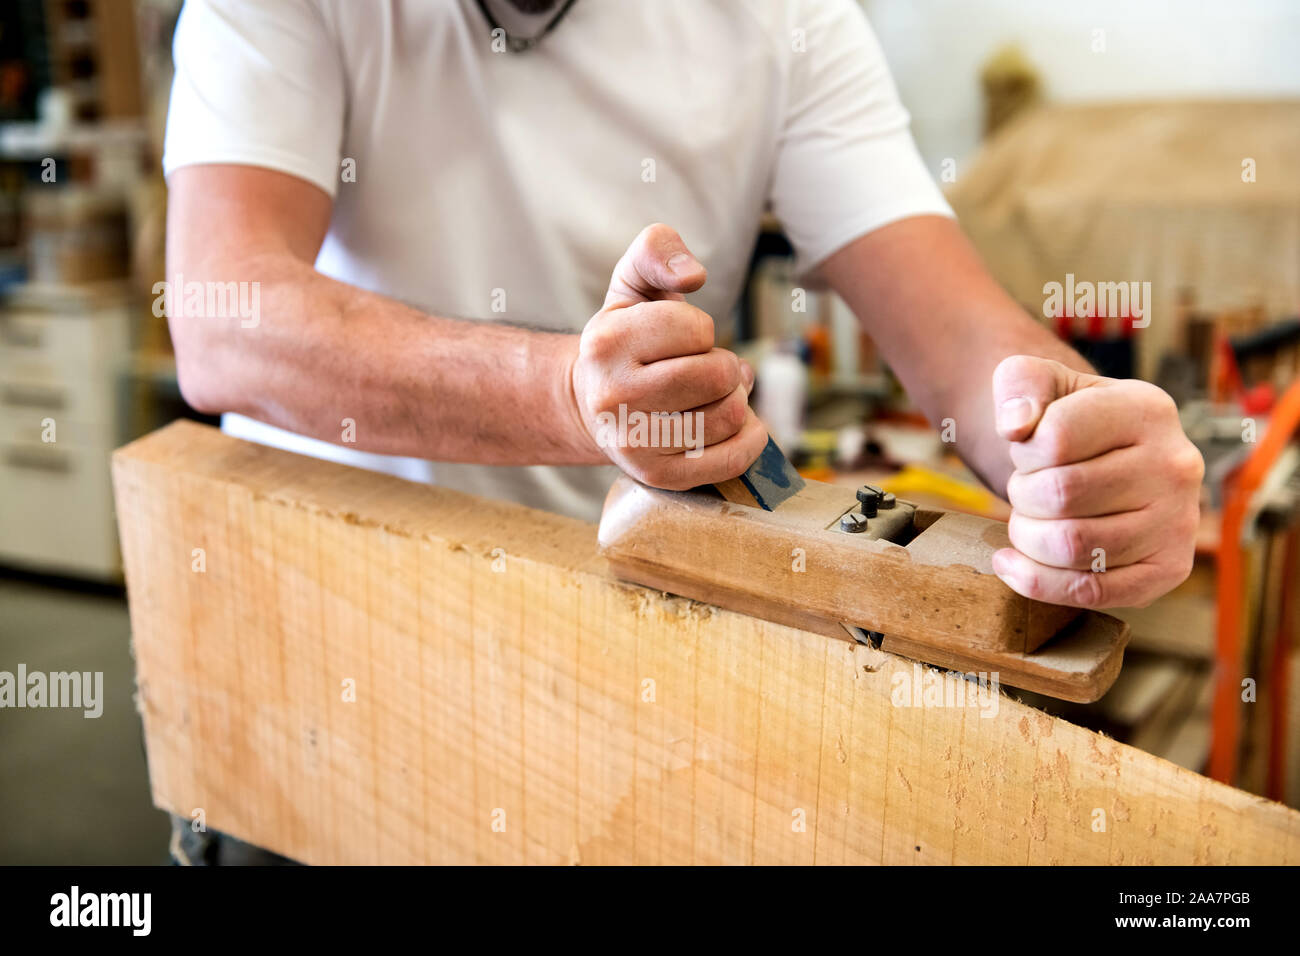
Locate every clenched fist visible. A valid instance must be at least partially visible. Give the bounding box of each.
[990,355,1204,609]
[571,224,769,489]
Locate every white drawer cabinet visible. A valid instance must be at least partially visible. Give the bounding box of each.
[0,437,120,578]
[0,282,131,579]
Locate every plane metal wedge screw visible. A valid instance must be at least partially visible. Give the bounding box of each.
[856,485,882,517]
[840,512,869,533]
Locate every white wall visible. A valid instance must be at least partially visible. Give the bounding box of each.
[863,0,1300,172]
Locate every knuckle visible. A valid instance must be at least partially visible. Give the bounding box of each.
[589,380,624,416]
[691,307,716,348]
[1034,418,1070,465]
[1137,381,1179,424]
[615,375,651,411]
[652,300,714,350]
[723,347,741,379]
[582,324,620,363]
[1005,471,1025,504]
[1057,521,1087,565]
[993,354,1034,391]
[722,391,748,431]
[722,438,754,480]
[704,355,737,398]
[1046,467,1080,515]
[639,298,671,320]
[1066,571,1104,608]
[629,223,672,261]
[640,222,671,245]
[632,299,671,330]
[1174,443,1205,484]
[1153,385,1180,419]
[1015,565,1044,600]
[1007,512,1027,550]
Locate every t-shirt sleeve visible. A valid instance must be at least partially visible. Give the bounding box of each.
[768,0,954,271]
[162,0,345,197]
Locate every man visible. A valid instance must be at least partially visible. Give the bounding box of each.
[164,0,1201,619]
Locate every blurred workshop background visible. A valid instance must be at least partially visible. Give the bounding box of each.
[0,0,1298,863]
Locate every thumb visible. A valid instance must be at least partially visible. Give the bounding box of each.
[604,223,707,310]
[992,355,1094,442]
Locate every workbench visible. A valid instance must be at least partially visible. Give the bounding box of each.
[111,422,1300,864]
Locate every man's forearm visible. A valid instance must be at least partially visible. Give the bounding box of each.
[170,254,602,466]
[819,215,1093,497]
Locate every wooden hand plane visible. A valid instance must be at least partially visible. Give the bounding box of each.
[599,438,1128,702]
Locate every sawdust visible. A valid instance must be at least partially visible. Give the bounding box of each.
[1054,749,1072,789]
[1028,793,1048,842]
[606,580,718,624]
[1087,736,1122,778]
[850,642,888,674]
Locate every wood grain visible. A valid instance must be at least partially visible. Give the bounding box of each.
[111,421,1300,864]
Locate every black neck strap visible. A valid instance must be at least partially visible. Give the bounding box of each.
[474,0,581,53]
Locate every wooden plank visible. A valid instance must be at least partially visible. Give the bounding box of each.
[111,421,1300,865]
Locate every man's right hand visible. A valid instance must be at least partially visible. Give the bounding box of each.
[569,224,769,489]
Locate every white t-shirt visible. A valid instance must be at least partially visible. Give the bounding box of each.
[163,0,952,522]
